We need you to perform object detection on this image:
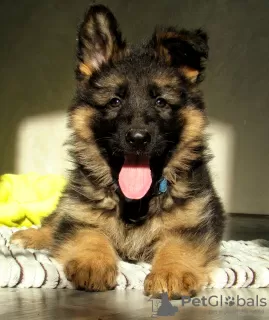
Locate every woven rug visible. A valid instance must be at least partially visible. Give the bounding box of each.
[1,226,269,290]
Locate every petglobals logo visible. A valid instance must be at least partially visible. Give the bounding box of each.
[180,295,267,308]
[149,293,267,317]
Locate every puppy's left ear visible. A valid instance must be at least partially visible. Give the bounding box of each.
[76,5,127,81]
[150,28,208,83]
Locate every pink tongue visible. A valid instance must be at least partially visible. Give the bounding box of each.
[119,156,152,200]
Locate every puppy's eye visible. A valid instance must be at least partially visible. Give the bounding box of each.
[155,98,167,108]
[109,98,121,107]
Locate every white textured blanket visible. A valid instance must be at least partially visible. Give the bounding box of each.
[1,227,269,290]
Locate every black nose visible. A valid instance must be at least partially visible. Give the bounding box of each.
[126,129,151,148]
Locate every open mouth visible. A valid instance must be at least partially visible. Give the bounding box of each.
[118,155,152,200]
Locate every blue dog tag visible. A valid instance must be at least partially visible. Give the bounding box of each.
[159,178,168,193]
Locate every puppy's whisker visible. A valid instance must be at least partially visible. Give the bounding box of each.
[94,136,111,143]
[68,183,96,202]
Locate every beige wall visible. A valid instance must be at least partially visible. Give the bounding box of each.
[1,0,269,214]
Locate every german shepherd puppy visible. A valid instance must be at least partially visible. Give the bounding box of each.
[11,4,225,298]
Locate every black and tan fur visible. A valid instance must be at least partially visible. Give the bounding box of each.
[11,4,225,298]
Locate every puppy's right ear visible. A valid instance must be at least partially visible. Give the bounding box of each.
[76,5,127,81]
[149,28,208,83]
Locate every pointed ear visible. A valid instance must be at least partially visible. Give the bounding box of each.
[150,28,208,83]
[76,5,127,80]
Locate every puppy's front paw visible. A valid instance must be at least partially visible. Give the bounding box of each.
[144,267,204,299]
[64,253,118,291]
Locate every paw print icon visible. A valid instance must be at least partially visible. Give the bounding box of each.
[225,296,235,307]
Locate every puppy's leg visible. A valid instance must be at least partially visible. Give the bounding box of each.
[144,236,219,299]
[10,226,53,250]
[53,228,118,291]
[10,213,57,250]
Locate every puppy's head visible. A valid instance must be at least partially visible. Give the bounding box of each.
[70,5,208,199]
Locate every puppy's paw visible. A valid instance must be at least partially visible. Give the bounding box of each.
[64,253,118,291]
[144,267,204,299]
[10,228,51,250]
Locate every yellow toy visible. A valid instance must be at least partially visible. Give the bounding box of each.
[0,173,66,227]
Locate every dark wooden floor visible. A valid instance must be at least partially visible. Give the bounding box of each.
[0,214,269,320]
[1,288,269,320]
